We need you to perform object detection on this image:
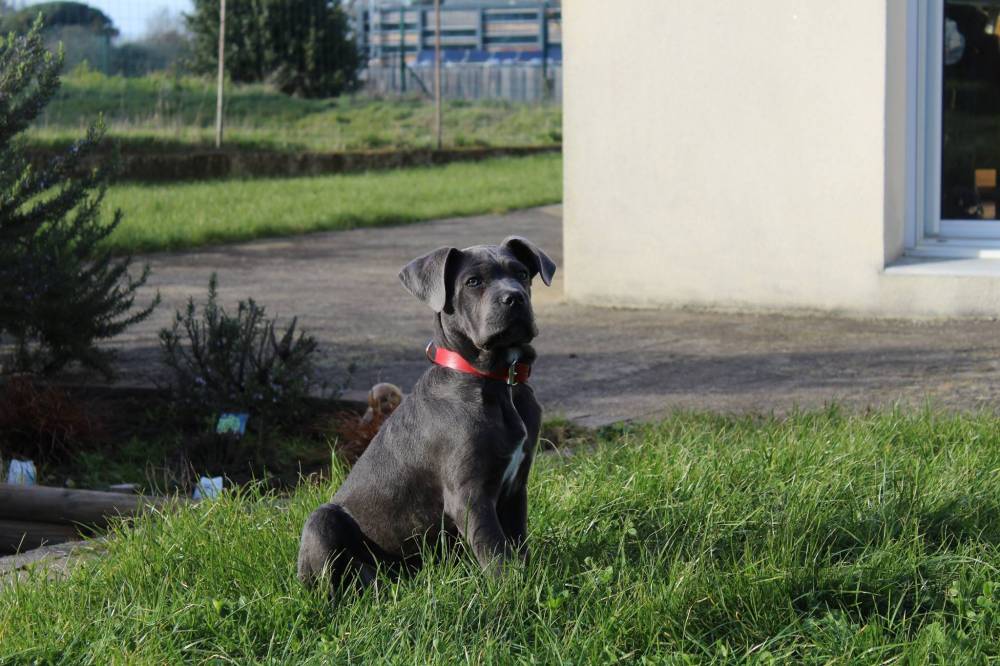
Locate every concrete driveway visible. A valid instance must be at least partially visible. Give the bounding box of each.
[116,206,1000,426]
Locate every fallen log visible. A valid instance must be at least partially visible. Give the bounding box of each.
[0,519,83,554]
[0,484,170,528]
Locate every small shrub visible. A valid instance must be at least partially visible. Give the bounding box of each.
[0,376,105,463]
[360,132,390,149]
[539,417,599,451]
[324,410,386,467]
[159,274,320,430]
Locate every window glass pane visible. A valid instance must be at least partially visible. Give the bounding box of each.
[942,1,1000,220]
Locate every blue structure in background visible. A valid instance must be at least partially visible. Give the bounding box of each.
[358,3,562,101]
[414,46,561,66]
[358,2,561,66]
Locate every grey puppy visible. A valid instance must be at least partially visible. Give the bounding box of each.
[297,236,556,595]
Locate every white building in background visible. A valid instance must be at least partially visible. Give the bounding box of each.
[564,1,1000,317]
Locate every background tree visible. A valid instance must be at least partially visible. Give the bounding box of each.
[0,2,118,73]
[0,21,159,378]
[0,2,116,36]
[186,0,360,98]
[112,9,191,76]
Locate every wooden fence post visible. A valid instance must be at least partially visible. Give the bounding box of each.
[215,0,226,149]
[435,0,443,149]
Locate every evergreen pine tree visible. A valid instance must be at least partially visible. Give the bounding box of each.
[0,21,159,378]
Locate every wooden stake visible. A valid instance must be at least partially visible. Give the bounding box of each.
[434,0,443,150]
[215,0,226,149]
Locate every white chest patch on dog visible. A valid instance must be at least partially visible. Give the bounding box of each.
[502,435,527,491]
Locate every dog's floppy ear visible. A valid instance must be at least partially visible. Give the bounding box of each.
[399,247,461,312]
[501,236,556,286]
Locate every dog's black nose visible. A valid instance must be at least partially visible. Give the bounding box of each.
[500,290,526,306]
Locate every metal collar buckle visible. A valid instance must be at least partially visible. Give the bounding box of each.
[507,362,519,386]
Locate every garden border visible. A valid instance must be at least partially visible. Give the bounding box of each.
[26,145,561,183]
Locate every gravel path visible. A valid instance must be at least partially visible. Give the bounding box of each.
[108,205,1000,426]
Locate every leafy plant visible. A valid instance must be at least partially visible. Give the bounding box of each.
[0,375,104,463]
[159,274,320,429]
[0,20,158,378]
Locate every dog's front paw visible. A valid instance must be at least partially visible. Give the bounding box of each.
[482,554,507,578]
[483,547,529,576]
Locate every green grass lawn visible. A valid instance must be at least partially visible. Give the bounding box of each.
[103,154,563,255]
[30,69,562,153]
[5,410,1000,662]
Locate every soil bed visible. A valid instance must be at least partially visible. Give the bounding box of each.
[0,381,367,496]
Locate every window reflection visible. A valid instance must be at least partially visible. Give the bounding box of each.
[942,1,1000,220]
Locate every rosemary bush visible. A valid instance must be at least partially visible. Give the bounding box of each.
[159,274,319,429]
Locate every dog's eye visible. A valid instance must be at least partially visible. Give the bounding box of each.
[516,270,530,281]
[465,277,482,288]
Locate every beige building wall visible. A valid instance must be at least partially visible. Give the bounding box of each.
[564,0,1000,317]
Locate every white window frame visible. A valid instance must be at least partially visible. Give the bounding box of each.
[909,0,1000,258]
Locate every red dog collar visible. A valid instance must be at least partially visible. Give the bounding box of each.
[425,342,531,385]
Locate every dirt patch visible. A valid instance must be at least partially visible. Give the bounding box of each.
[0,538,106,586]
